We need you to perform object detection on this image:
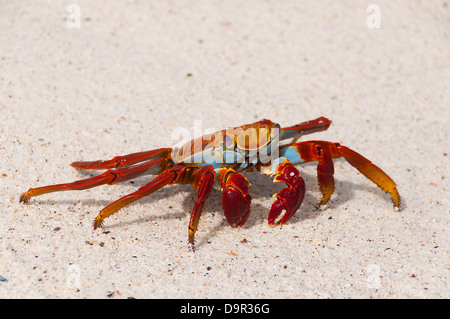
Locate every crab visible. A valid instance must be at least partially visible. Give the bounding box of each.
[20,117,400,250]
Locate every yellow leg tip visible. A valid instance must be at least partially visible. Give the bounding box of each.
[391,189,401,210]
[93,215,104,230]
[188,227,196,251]
[19,191,31,203]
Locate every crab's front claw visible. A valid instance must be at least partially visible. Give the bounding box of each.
[268,163,305,225]
[221,172,252,227]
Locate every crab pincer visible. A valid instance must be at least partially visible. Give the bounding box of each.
[221,170,252,227]
[268,162,305,225]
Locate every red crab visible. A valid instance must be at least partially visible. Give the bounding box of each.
[20,117,400,250]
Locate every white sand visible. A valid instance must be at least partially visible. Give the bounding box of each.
[0,0,448,298]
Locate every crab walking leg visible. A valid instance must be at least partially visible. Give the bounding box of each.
[93,165,187,229]
[316,145,335,206]
[187,166,216,249]
[71,148,170,170]
[20,158,168,203]
[219,168,252,227]
[281,141,401,208]
[337,144,400,208]
[280,116,332,141]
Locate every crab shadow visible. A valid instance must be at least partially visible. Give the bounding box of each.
[30,163,393,248]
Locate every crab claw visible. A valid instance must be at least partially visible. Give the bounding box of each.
[221,172,252,227]
[268,163,305,225]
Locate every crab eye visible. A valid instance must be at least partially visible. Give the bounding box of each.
[222,134,235,149]
[271,124,281,138]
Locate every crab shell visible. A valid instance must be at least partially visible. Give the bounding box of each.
[171,119,281,169]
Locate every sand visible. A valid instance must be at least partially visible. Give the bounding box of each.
[0,0,448,298]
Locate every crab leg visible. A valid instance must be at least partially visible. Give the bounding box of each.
[71,148,170,170]
[316,145,335,206]
[280,117,332,141]
[337,144,400,208]
[258,158,306,225]
[187,165,216,249]
[93,165,187,229]
[281,141,401,208]
[19,158,167,203]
